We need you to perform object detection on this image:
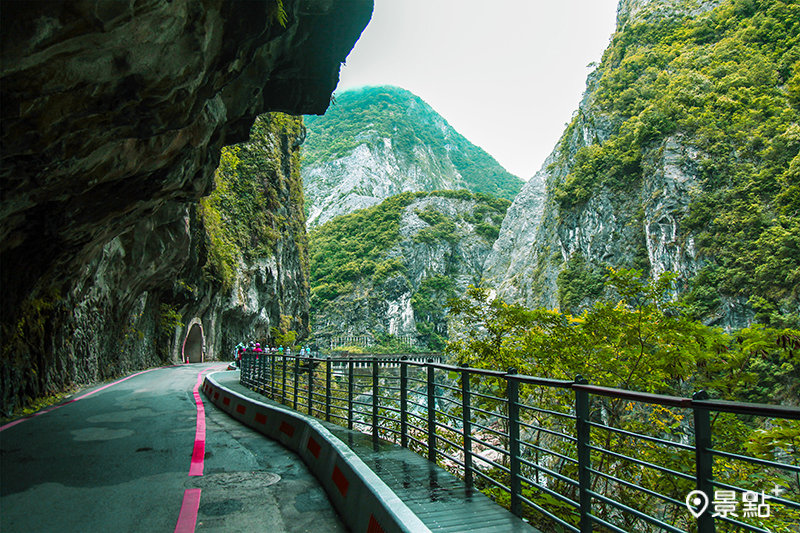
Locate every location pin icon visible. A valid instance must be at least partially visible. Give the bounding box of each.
[686,490,710,518]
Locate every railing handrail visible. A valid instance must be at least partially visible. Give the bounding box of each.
[272,353,800,416]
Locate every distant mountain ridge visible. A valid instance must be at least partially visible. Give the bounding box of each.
[302,85,523,227]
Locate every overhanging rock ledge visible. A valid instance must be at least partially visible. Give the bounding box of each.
[0,0,373,414]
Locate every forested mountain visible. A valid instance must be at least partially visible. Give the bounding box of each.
[302,86,523,227]
[486,0,800,330]
[308,190,510,350]
[270,7,799,525]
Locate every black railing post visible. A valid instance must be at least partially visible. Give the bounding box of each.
[281,354,287,405]
[293,355,299,410]
[507,368,522,518]
[347,359,354,431]
[325,356,332,423]
[281,354,286,405]
[258,353,264,393]
[427,359,436,463]
[693,390,716,533]
[400,357,408,448]
[461,365,473,488]
[372,358,380,443]
[272,352,277,398]
[269,352,275,398]
[575,375,592,533]
[308,356,314,416]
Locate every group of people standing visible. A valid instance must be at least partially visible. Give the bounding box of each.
[234,341,313,363]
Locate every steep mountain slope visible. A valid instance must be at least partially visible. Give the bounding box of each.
[308,191,510,350]
[302,86,523,227]
[486,0,800,329]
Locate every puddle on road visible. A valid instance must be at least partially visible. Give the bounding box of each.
[187,471,281,490]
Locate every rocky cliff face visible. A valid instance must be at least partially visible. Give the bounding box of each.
[485,118,704,312]
[0,0,372,415]
[170,113,311,364]
[487,0,799,330]
[310,192,509,350]
[304,140,463,227]
[302,86,523,227]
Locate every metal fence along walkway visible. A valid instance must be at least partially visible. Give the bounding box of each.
[239,353,800,533]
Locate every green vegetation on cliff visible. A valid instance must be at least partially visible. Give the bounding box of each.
[551,0,800,326]
[304,85,524,201]
[199,113,308,290]
[308,190,509,350]
[309,190,509,306]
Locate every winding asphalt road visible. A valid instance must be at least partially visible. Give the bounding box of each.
[0,363,347,532]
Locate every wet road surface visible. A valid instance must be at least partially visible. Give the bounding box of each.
[0,363,347,532]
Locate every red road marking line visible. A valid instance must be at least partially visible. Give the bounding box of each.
[0,368,157,432]
[187,365,226,477]
[72,368,157,401]
[174,489,202,533]
[189,369,210,476]
[174,365,225,533]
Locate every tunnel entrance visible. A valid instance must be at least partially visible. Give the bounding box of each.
[182,321,204,363]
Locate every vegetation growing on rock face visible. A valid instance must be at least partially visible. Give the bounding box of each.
[549,0,800,327]
[188,112,310,345]
[199,113,308,290]
[556,252,606,313]
[307,190,510,350]
[308,191,415,303]
[309,190,509,304]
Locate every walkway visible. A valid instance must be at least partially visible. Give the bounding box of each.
[212,371,541,533]
[0,364,346,533]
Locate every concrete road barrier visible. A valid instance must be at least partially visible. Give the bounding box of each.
[203,372,431,533]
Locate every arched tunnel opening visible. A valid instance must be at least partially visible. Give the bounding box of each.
[182,322,204,363]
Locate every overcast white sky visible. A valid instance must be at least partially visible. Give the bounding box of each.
[335,0,621,180]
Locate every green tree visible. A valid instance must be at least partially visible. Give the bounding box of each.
[447,268,800,530]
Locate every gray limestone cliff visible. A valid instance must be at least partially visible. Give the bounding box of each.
[0,0,372,415]
[484,0,794,330]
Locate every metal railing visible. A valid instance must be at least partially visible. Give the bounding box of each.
[239,353,800,533]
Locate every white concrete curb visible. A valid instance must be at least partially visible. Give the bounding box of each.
[203,371,432,533]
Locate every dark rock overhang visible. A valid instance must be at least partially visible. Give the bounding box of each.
[0,0,373,325]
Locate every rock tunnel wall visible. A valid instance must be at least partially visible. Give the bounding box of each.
[0,0,373,415]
